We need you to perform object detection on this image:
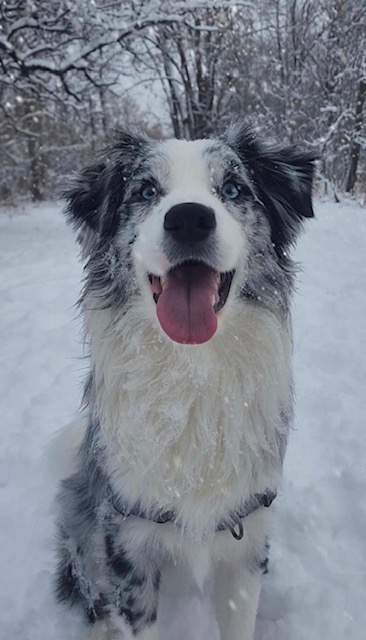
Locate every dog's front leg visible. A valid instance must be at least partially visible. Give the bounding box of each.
[214,561,262,640]
[157,562,221,640]
[213,511,270,640]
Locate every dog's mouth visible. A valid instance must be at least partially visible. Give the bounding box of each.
[148,261,235,344]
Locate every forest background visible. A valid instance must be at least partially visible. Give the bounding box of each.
[0,0,365,202]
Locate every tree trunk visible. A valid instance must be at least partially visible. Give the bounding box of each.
[345,78,366,192]
[27,105,46,202]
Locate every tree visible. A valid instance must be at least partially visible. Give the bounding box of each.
[1,0,365,199]
[0,0,229,199]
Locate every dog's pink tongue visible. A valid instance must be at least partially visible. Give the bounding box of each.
[157,265,218,344]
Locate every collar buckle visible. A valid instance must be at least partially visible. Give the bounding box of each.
[229,518,244,540]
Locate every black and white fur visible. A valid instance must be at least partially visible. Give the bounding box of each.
[55,124,316,640]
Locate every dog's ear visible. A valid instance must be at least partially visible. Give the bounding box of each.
[223,124,318,250]
[62,161,108,238]
[61,127,150,246]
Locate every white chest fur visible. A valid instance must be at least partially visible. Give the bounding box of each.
[87,298,292,534]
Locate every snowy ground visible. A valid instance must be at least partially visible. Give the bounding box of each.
[0,200,365,640]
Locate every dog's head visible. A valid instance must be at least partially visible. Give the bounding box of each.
[63,124,316,345]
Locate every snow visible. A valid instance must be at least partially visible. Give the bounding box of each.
[0,200,365,639]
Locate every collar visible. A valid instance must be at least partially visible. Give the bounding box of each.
[110,489,276,541]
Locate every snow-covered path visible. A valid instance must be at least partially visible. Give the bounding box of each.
[0,201,365,639]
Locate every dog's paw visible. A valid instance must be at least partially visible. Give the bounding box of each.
[84,617,132,640]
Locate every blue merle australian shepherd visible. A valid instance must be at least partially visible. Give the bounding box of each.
[55,123,316,640]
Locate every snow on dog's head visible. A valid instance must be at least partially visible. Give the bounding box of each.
[62,124,316,345]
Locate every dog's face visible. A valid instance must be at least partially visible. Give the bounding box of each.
[63,125,316,345]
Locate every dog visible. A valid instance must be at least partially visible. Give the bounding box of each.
[55,123,316,640]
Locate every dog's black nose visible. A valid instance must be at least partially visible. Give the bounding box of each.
[164,203,216,244]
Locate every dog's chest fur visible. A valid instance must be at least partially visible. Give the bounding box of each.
[87,298,292,534]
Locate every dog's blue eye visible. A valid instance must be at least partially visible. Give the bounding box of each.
[141,184,157,200]
[222,182,240,200]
